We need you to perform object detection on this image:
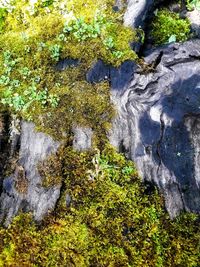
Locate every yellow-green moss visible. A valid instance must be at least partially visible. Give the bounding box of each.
[0,146,199,266]
[151,9,191,45]
[0,0,138,141]
[38,150,63,187]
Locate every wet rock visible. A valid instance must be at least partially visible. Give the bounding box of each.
[86,60,136,92]
[110,60,136,92]
[86,60,110,83]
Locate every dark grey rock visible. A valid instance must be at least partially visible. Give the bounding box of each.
[0,122,60,225]
[85,40,200,218]
[86,60,110,84]
[86,60,137,92]
[124,0,154,28]
[110,60,136,92]
[109,40,200,218]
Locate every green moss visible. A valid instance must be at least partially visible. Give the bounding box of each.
[0,4,198,265]
[38,150,63,188]
[0,214,41,266]
[0,0,138,141]
[0,146,199,266]
[0,8,7,32]
[151,9,191,45]
[30,69,115,143]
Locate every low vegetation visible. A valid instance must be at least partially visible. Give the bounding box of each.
[0,0,137,140]
[151,9,191,45]
[0,2,199,267]
[0,146,199,266]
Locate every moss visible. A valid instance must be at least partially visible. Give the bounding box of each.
[0,3,199,266]
[0,0,137,142]
[14,165,28,194]
[0,8,7,32]
[0,146,199,266]
[0,214,41,266]
[151,9,191,45]
[38,149,63,188]
[33,70,115,142]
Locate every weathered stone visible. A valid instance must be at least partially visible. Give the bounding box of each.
[1,2,200,223]
[86,60,110,84]
[109,40,200,217]
[86,59,137,92]
[187,9,200,38]
[0,122,60,225]
[124,0,154,28]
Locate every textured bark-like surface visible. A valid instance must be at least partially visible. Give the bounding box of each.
[109,40,200,218]
[0,122,60,225]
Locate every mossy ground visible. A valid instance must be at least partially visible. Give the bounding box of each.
[0,146,199,266]
[0,0,137,142]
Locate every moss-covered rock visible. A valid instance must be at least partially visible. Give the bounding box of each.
[0,0,138,142]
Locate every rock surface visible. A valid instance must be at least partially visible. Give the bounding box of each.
[124,0,154,28]
[0,122,60,225]
[187,9,200,38]
[109,40,200,217]
[2,40,200,222]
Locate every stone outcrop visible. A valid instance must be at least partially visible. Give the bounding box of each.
[187,8,200,38]
[109,40,200,217]
[0,122,60,225]
[75,39,200,218]
[123,0,166,28]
